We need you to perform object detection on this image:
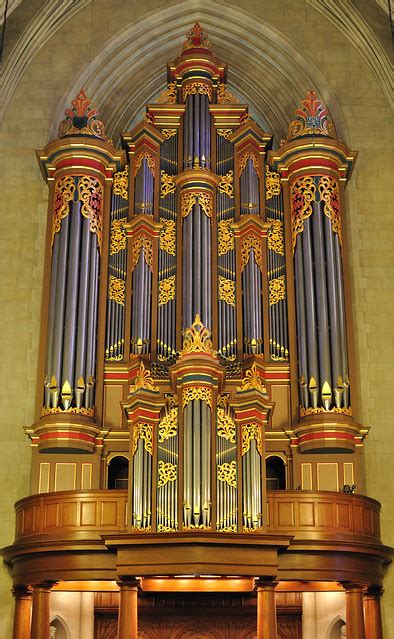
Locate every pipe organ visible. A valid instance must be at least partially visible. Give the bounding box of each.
[33,22,364,538]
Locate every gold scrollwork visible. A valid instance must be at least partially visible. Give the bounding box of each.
[237,363,267,394]
[217,129,233,139]
[240,235,264,273]
[318,175,342,245]
[182,314,216,356]
[110,217,127,255]
[160,171,176,199]
[131,234,153,272]
[159,218,176,255]
[132,422,153,455]
[52,176,76,247]
[158,461,177,487]
[269,275,286,306]
[41,406,94,417]
[218,170,234,198]
[156,82,177,104]
[265,165,281,200]
[299,406,352,417]
[130,361,159,393]
[182,82,212,102]
[218,276,235,307]
[78,176,103,252]
[135,151,155,176]
[218,219,235,256]
[242,422,263,456]
[108,275,125,305]
[158,275,176,306]
[181,191,212,218]
[113,165,129,199]
[217,408,236,443]
[239,151,260,177]
[217,83,238,104]
[291,176,316,251]
[266,218,284,256]
[162,129,177,139]
[183,387,213,409]
[217,461,237,487]
[158,408,178,442]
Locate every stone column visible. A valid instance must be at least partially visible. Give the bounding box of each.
[117,580,139,639]
[256,580,277,639]
[12,586,32,639]
[344,583,366,639]
[31,582,53,639]
[364,586,383,639]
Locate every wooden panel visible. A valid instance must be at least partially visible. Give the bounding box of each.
[55,463,76,492]
[44,502,59,529]
[81,500,98,526]
[317,501,334,528]
[353,504,363,532]
[336,502,351,530]
[38,462,51,493]
[81,463,93,489]
[101,500,118,526]
[60,501,79,527]
[277,501,295,527]
[33,505,42,532]
[103,384,124,430]
[301,463,312,490]
[363,507,373,534]
[317,463,338,491]
[298,501,315,527]
[343,462,354,486]
[22,507,33,534]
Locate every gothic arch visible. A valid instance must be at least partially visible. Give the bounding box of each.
[49,615,70,639]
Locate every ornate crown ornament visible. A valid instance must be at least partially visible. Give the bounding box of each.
[287,91,336,140]
[181,314,216,356]
[58,89,107,140]
[182,22,212,52]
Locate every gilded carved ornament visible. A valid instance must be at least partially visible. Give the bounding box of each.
[218,170,234,198]
[52,176,75,247]
[130,361,159,393]
[265,165,281,200]
[182,82,212,102]
[158,461,177,487]
[159,218,176,255]
[318,175,342,245]
[181,314,216,356]
[239,151,260,177]
[41,406,94,418]
[160,171,176,199]
[158,408,178,441]
[156,82,178,104]
[300,406,352,417]
[110,217,127,254]
[113,165,129,199]
[108,275,125,306]
[131,234,153,272]
[217,129,233,139]
[218,276,236,307]
[181,190,213,218]
[162,129,177,139]
[287,90,336,140]
[266,218,284,256]
[182,22,211,52]
[132,422,153,455]
[290,176,316,251]
[217,408,236,443]
[242,422,263,456]
[158,275,176,306]
[240,234,264,273]
[135,151,155,176]
[58,89,106,140]
[237,363,267,394]
[217,461,237,488]
[78,176,103,252]
[217,83,238,104]
[183,386,213,409]
[269,275,286,306]
[218,219,235,255]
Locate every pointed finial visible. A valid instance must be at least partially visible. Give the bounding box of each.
[182,22,211,52]
[287,91,336,140]
[58,89,107,140]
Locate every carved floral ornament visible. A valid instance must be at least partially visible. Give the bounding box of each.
[218,276,235,307]
[131,234,153,272]
[160,171,176,199]
[159,218,176,255]
[267,218,284,256]
[287,90,337,140]
[218,219,235,256]
[182,82,213,102]
[113,165,129,199]
[108,275,125,306]
[237,363,267,394]
[181,314,216,356]
[58,89,106,139]
[182,22,212,52]
[182,386,213,409]
[52,175,103,252]
[217,83,238,104]
[240,234,264,273]
[269,275,286,306]
[135,151,155,176]
[242,422,263,456]
[130,361,159,394]
[158,408,178,441]
[158,461,177,487]
[265,165,281,200]
[217,408,236,443]
[238,151,260,177]
[181,190,213,218]
[158,275,176,306]
[218,171,234,198]
[110,218,127,255]
[291,175,342,251]
[132,422,153,455]
[217,461,237,487]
